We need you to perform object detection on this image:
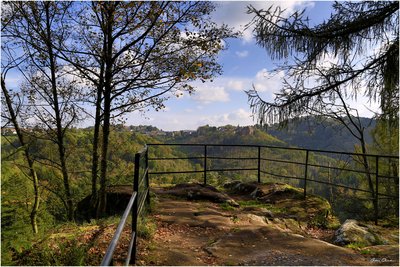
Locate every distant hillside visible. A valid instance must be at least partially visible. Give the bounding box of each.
[120,117,376,153]
[166,124,286,146]
[264,116,376,152]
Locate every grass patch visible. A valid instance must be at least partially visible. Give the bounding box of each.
[230,227,240,233]
[224,260,236,266]
[230,215,239,223]
[137,217,157,240]
[238,200,265,208]
[346,241,369,249]
[147,241,157,251]
[206,238,218,246]
[360,248,380,255]
[326,219,341,230]
[18,238,88,266]
[238,200,287,214]
[220,202,236,211]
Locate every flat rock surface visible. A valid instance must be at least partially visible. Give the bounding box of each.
[154,183,239,206]
[136,193,398,266]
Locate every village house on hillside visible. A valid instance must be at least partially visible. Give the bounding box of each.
[238,126,255,135]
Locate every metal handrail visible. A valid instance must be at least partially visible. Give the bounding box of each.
[101,142,398,265]
[101,146,151,266]
[147,143,399,225]
[101,192,137,266]
[147,143,398,159]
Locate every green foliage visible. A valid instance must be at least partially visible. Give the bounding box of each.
[1,121,398,263]
[308,212,330,229]
[230,215,240,223]
[345,241,369,249]
[137,217,157,240]
[219,202,236,211]
[1,128,172,264]
[20,239,87,266]
[238,200,265,208]
[267,116,376,151]
[237,200,288,214]
[247,2,398,125]
[360,248,380,255]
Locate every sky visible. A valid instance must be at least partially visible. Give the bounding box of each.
[125,0,380,131]
[2,1,381,131]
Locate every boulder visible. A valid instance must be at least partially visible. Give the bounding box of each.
[75,185,135,222]
[158,183,239,207]
[224,180,260,196]
[224,181,304,202]
[224,181,337,229]
[242,206,274,218]
[334,219,379,246]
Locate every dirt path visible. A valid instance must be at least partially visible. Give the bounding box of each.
[136,195,396,266]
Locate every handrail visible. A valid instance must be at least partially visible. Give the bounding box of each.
[147,143,399,159]
[101,146,150,266]
[101,192,137,266]
[101,142,398,264]
[147,143,399,225]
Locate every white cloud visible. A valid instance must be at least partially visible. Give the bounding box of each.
[125,107,255,131]
[184,68,285,106]
[227,80,245,91]
[3,73,22,89]
[336,94,380,118]
[235,50,249,58]
[204,68,285,96]
[228,108,254,122]
[211,1,315,43]
[198,108,254,127]
[191,84,230,104]
[253,68,285,93]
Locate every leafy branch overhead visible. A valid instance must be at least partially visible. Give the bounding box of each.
[246,1,399,125]
[1,1,237,222]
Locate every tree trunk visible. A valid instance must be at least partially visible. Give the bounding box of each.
[97,4,115,217]
[2,76,40,234]
[90,65,104,212]
[97,91,111,218]
[44,3,73,220]
[359,134,378,220]
[30,169,40,233]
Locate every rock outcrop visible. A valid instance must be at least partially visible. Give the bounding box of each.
[75,185,134,222]
[156,183,239,207]
[334,219,385,246]
[224,181,338,229]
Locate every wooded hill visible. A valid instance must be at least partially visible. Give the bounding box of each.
[1,127,193,264]
[1,121,397,265]
[127,116,376,152]
[147,122,395,225]
[265,116,376,152]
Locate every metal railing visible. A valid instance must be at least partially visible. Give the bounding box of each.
[100,143,398,265]
[147,143,399,225]
[101,146,150,266]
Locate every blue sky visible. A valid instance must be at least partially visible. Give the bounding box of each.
[3,1,380,131]
[126,0,379,131]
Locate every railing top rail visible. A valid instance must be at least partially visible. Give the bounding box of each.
[100,191,138,266]
[146,143,399,159]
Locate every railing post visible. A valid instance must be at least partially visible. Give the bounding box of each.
[145,146,151,210]
[374,156,379,225]
[130,152,140,265]
[204,145,207,185]
[257,146,261,183]
[304,150,309,199]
